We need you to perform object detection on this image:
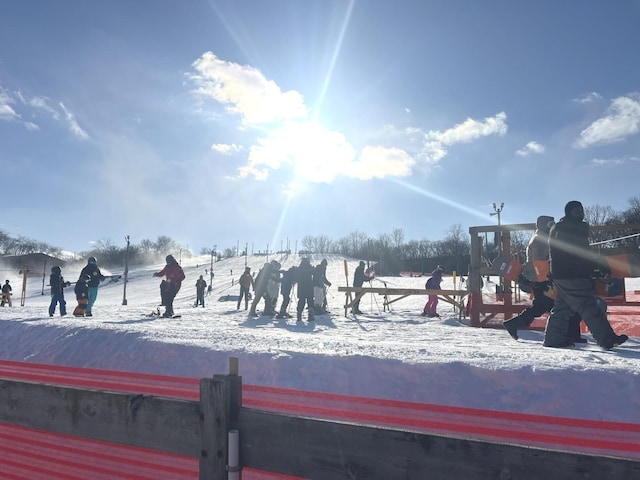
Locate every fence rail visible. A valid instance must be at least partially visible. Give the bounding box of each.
[1,359,639,479]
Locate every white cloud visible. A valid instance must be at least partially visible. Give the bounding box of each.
[0,90,19,121]
[573,92,602,104]
[516,141,545,157]
[211,143,243,154]
[421,112,508,162]
[348,146,415,180]
[59,102,89,140]
[574,96,640,148]
[190,52,307,127]
[590,155,638,167]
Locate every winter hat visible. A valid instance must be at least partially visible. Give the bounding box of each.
[88,256,97,264]
[245,267,251,273]
[359,261,365,267]
[321,259,328,266]
[564,201,583,217]
[166,255,176,264]
[536,215,554,231]
[51,266,61,274]
[436,265,445,272]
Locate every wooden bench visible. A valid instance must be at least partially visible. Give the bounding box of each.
[338,287,469,318]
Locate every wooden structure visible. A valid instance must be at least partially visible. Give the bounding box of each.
[1,359,639,479]
[468,223,640,328]
[338,286,469,318]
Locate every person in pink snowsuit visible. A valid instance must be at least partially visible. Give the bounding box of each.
[422,265,445,317]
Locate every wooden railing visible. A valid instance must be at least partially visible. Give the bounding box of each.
[1,359,639,479]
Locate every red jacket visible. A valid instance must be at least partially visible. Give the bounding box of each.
[154,263,185,291]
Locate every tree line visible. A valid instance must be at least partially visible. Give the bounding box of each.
[1,197,638,273]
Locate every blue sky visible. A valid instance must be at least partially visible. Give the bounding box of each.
[1,1,639,254]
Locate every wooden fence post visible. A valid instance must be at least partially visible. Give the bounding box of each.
[199,358,242,479]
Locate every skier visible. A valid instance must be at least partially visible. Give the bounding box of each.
[80,256,105,317]
[248,260,280,316]
[237,267,254,310]
[153,255,185,318]
[1,280,11,307]
[296,257,315,323]
[73,274,91,317]
[352,261,374,314]
[276,266,298,319]
[49,266,70,317]
[312,259,331,314]
[195,275,207,307]
[422,265,445,317]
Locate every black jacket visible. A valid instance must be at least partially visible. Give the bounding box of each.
[80,263,105,287]
[549,215,599,279]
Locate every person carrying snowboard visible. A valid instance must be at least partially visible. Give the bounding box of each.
[49,266,70,317]
[73,274,91,317]
[153,254,185,318]
[80,256,105,317]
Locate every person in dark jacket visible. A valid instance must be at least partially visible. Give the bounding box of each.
[153,255,185,318]
[543,201,627,350]
[237,267,254,310]
[249,260,280,316]
[1,280,11,307]
[276,266,298,319]
[73,274,91,317]
[352,261,374,314]
[80,256,105,317]
[422,265,445,317]
[195,275,207,307]
[312,259,331,313]
[296,258,315,322]
[49,265,70,317]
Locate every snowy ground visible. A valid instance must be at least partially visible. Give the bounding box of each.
[0,254,639,423]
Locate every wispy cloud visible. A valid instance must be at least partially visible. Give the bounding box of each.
[211,143,243,154]
[0,89,19,121]
[573,92,602,104]
[59,102,89,140]
[422,112,508,162]
[590,155,639,167]
[516,141,545,157]
[574,95,640,148]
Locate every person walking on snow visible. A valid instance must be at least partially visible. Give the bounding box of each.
[296,257,315,323]
[1,280,12,307]
[80,256,105,317]
[422,265,445,317]
[312,259,331,314]
[195,275,207,307]
[49,266,70,317]
[276,266,298,319]
[237,267,254,310]
[153,255,185,318]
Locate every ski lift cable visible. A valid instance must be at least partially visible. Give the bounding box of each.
[590,231,640,246]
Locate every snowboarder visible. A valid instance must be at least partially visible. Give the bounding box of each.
[276,266,298,319]
[296,257,315,323]
[237,267,254,310]
[195,275,207,307]
[1,280,12,307]
[73,274,91,317]
[80,256,105,317]
[153,255,185,318]
[312,259,331,314]
[49,266,70,317]
[422,265,445,317]
[249,260,280,316]
[352,261,374,314]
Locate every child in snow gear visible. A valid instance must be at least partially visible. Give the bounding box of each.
[237,267,254,310]
[80,256,105,317]
[195,275,207,307]
[49,266,70,317]
[296,258,315,322]
[276,266,298,319]
[422,265,445,317]
[73,274,91,316]
[153,255,185,318]
[312,259,331,314]
[352,261,374,314]
[1,280,12,307]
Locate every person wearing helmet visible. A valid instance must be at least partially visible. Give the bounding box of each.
[49,265,71,317]
[422,265,445,317]
[73,274,92,317]
[153,255,185,318]
[80,256,105,317]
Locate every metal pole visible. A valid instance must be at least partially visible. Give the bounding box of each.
[122,235,130,306]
